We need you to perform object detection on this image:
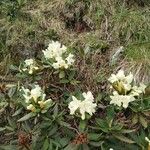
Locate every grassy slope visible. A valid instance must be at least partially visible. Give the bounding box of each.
[1,2,150,104]
[0,0,150,82]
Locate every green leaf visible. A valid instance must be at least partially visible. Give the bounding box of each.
[8,87,16,98]
[0,145,18,150]
[51,139,61,148]
[12,108,23,116]
[132,114,138,125]
[111,123,123,131]
[40,121,52,129]
[62,128,75,138]
[96,119,109,133]
[64,144,78,150]
[82,144,90,150]
[0,127,6,132]
[58,121,71,127]
[106,106,115,123]
[53,104,58,117]
[70,80,80,85]
[18,112,36,122]
[79,120,87,132]
[5,126,14,131]
[139,115,148,128]
[120,129,136,133]
[7,117,16,129]
[60,79,69,84]
[113,134,135,144]
[9,65,18,71]
[59,71,65,78]
[68,70,76,80]
[48,141,53,150]
[89,141,104,147]
[43,139,49,150]
[58,137,70,147]
[88,133,102,141]
[48,126,58,136]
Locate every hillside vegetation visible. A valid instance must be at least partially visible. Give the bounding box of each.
[0,0,150,150]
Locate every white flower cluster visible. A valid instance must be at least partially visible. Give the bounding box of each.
[108,70,146,108]
[22,84,53,113]
[43,41,75,69]
[22,59,39,74]
[68,91,97,120]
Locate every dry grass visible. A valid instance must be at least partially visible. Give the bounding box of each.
[0,0,150,85]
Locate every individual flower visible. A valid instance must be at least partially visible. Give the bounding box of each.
[82,91,94,101]
[42,41,67,59]
[22,87,31,103]
[52,56,69,69]
[38,99,53,113]
[22,85,42,103]
[25,59,34,65]
[43,41,75,70]
[108,70,133,83]
[30,85,42,102]
[139,83,147,93]
[22,59,39,74]
[38,99,52,109]
[131,83,146,96]
[110,91,135,108]
[65,53,75,65]
[21,85,53,113]
[108,70,147,109]
[69,96,81,115]
[79,97,97,120]
[108,69,133,93]
[68,91,97,120]
[27,104,36,112]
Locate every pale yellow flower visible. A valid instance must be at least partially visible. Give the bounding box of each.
[68,92,97,120]
[110,91,135,108]
[65,53,75,65]
[79,98,97,120]
[43,41,67,59]
[22,59,39,74]
[27,104,36,112]
[131,83,146,96]
[108,70,133,92]
[68,96,81,115]
[38,99,52,109]
[30,85,42,102]
[82,91,94,102]
[52,56,69,69]
[22,85,42,103]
